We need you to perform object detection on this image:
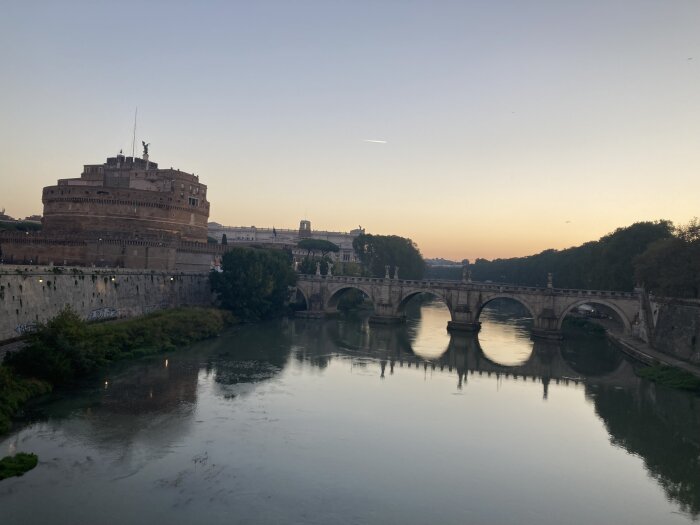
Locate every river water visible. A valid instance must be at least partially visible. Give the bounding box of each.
[1,299,699,525]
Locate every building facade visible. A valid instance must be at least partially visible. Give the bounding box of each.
[208,220,365,263]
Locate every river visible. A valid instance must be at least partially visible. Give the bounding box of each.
[1,299,699,524]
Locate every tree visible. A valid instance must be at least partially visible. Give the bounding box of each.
[297,238,339,257]
[352,234,425,280]
[210,247,297,320]
[634,218,700,298]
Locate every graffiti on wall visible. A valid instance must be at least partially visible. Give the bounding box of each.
[15,323,37,335]
[86,307,120,322]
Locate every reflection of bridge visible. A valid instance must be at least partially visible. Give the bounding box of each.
[291,319,640,398]
[295,275,640,339]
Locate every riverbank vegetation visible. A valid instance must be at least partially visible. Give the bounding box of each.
[210,247,297,321]
[636,365,700,392]
[0,452,38,480]
[0,367,51,434]
[1,307,233,434]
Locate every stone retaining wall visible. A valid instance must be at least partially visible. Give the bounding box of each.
[0,265,212,342]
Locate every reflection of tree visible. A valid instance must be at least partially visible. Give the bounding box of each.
[590,383,700,518]
[212,323,292,398]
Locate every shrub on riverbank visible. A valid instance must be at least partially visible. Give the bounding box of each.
[1,307,234,433]
[5,307,234,386]
[637,365,700,392]
[0,367,51,434]
[0,452,38,480]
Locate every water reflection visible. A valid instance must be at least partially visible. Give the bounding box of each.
[478,299,534,366]
[1,302,699,524]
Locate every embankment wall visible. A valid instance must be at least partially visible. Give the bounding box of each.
[650,298,700,365]
[0,265,212,342]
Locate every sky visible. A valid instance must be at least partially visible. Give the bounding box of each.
[1,1,698,261]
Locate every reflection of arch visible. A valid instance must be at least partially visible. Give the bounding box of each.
[557,299,631,334]
[397,290,451,316]
[325,284,374,310]
[476,294,536,322]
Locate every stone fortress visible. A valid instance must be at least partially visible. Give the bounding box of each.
[0,146,223,271]
[0,145,364,271]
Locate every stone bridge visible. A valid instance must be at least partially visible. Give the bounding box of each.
[294,274,641,339]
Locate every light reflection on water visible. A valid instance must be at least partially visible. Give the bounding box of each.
[0,300,699,525]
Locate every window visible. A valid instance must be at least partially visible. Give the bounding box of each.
[188,197,199,207]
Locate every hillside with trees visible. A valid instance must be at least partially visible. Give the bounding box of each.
[426,220,689,293]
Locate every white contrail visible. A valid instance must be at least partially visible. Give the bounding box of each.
[363,139,387,144]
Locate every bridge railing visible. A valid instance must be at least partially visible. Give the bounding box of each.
[295,274,637,298]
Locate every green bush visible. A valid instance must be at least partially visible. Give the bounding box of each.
[0,366,51,434]
[0,453,39,480]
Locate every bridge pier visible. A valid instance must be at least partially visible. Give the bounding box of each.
[530,328,563,340]
[368,301,405,325]
[447,321,481,333]
[532,308,563,340]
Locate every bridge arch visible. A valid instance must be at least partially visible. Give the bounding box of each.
[556,298,632,334]
[396,289,452,317]
[324,283,374,312]
[293,286,311,310]
[475,294,537,323]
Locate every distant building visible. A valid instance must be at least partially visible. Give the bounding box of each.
[208,220,365,263]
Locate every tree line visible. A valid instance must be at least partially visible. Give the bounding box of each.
[425,219,699,297]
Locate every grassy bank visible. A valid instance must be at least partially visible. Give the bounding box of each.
[0,307,235,434]
[636,365,700,393]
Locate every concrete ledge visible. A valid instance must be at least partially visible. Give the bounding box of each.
[447,321,481,333]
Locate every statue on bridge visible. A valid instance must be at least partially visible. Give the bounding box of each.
[393,266,399,280]
[385,265,391,279]
[316,261,321,276]
[547,272,553,289]
[327,262,333,277]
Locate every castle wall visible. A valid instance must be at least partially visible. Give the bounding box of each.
[0,235,218,271]
[42,186,209,242]
[0,265,212,342]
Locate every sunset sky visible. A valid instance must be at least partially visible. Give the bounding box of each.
[1,1,698,261]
